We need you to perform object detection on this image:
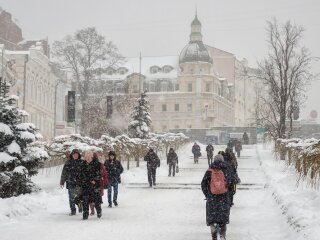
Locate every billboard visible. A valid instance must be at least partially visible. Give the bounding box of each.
[67,91,75,122]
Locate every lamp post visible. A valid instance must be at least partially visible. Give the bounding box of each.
[53,79,61,138]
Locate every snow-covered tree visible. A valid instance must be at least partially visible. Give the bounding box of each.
[128,91,151,139]
[0,81,48,198]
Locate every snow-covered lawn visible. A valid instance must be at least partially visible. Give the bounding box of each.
[0,143,315,240]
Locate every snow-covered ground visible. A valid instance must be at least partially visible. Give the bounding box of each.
[0,143,316,240]
[257,144,320,240]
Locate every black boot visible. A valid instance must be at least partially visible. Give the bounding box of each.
[220,225,227,240]
[113,200,118,207]
[210,225,217,240]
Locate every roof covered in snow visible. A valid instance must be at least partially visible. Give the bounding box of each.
[98,55,179,81]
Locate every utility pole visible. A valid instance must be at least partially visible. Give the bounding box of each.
[139,52,142,93]
[23,54,29,110]
[1,44,4,87]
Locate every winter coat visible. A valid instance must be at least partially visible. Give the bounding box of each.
[235,141,242,152]
[100,163,108,196]
[79,158,102,196]
[201,160,231,225]
[60,154,82,189]
[192,145,201,157]
[223,154,240,185]
[104,159,124,184]
[206,145,214,157]
[144,151,160,169]
[167,151,178,165]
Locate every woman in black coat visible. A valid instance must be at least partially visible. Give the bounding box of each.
[201,154,231,240]
[80,151,102,220]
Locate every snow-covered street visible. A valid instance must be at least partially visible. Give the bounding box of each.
[0,144,306,240]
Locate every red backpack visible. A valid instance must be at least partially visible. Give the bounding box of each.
[208,169,227,195]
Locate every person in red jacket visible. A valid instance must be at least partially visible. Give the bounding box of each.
[89,152,108,216]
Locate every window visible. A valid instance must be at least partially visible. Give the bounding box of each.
[133,85,138,93]
[150,66,160,74]
[174,125,179,129]
[175,84,179,91]
[187,124,192,128]
[162,104,167,112]
[206,83,210,92]
[174,104,179,112]
[162,125,167,132]
[187,104,192,112]
[161,82,168,92]
[188,83,192,92]
[149,83,155,92]
[163,66,172,73]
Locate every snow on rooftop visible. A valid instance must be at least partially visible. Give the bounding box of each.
[98,56,179,81]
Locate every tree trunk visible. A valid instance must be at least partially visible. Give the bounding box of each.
[127,156,130,170]
[135,156,139,167]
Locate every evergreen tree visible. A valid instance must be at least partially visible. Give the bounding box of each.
[0,80,48,198]
[128,91,151,139]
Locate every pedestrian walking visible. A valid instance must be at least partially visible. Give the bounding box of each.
[60,149,83,216]
[104,151,123,208]
[167,148,178,177]
[80,150,102,220]
[192,142,201,164]
[223,148,240,207]
[206,143,214,165]
[89,152,108,215]
[201,154,232,240]
[144,148,160,187]
[234,140,242,158]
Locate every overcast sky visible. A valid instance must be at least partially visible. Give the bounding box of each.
[0,0,319,119]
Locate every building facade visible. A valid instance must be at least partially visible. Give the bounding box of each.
[91,14,258,133]
[0,8,23,50]
[4,42,55,140]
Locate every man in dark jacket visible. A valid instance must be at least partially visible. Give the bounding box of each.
[192,142,201,164]
[104,151,123,208]
[201,154,231,240]
[167,148,178,177]
[80,151,102,220]
[224,148,240,207]
[60,149,82,215]
[206,143,214,166]
[144,148,160,187]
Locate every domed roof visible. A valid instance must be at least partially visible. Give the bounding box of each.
[179,41,213,64]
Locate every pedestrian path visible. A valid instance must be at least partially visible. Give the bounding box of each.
[0,144,302,240]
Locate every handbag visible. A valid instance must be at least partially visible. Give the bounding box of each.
[176,165,179,173]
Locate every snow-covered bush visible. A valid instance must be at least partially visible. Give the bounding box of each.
[0,83,48,198]
[277,138,320,188]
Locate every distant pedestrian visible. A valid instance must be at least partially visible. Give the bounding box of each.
[242,132,249,145]
[144,148,160,187]
[206,143,214,165]
[234,140,242,158]
[80,151,102,220]
[192,142,201,164]
[167,148,178,177]
[201,154,232,240]
[104,151,123,208]
[60,149,83,216]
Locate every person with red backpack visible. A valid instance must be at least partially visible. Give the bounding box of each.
[201,154,232,240]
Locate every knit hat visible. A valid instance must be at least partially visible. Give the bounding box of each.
[108,151,116,156]
[214,154,224,162]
